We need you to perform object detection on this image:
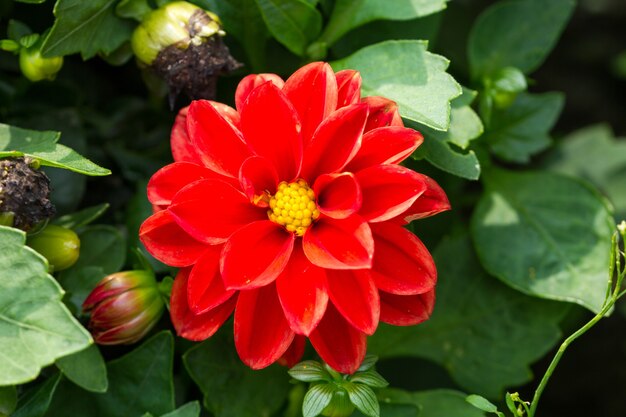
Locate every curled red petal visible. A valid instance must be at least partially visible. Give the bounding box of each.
[276,243,328,335]
[314,172,362,219]
[379,288,435,326]
[147,162,226,207]
[346,126,423,172]
[394,173,451,224]
[239,156,279,207]
[300,103,368,181]
[221,221,295,290]
[356,165,427,223]
[362,96,403,132]
[169,179,265,244]
[170,268,237,341]
[302,215,373,269]
[240,83,303,181]
[370,222,436,295]
[335,70,362,108]
[309,303,366,374]
[187,100,251,178]
[234,282,295,369]
[235,73,285,112]
[171,106,202,164]
[283,62,338,146]
[326,269,379,335]
[277,335,306,368]
[139,210,207,267]
[187,245,236,314]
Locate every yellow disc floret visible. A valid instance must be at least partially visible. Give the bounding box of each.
[268,179,320,236]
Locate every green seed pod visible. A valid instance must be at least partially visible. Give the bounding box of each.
[19,44,63,82]
[27,224,80,272]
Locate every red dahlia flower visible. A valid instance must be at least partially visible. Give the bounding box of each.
[139,62,450,374]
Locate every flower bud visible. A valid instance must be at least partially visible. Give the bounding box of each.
[19,43,63,82]
[83,270,165,345]
[131,1,240,101]
[27,224,80,272]
[0,157,55,231]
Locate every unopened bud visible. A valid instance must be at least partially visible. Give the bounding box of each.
[27,224,80,272]
[83,270,165,345]
[19,43,63,82]
[131,1,240,101]
[0,157,55,231]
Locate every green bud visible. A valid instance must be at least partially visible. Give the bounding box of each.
[322,389,355,417]
[131,1,224,66]
[27,224,80,272]
[484,67,527,109]
[19,42,63,82]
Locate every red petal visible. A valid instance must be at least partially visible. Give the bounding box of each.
[277,335,306,367]
[356,165,427,222]
[302,215,373,269]
[335,70,361,108]
[379,288,435,326]
[300,103,367,181]
[147,162,226,207]
[234,282,295,369]
[362,96,403,132]
[187,245,236,314]
[309,303,366,374]
[187,100,251,178]
[283,62,338,146]
[139,210,207,267]
[314,172,362,219]
[326,269,379,335]
[370,222,436,295]
[240,83,302,181]
[171,106,202,164]
[394,173,451,223]
[209,101,242,127]
[170,268,236,341]
[346,126,423,172]
[239,156,279,207]
[221,221,294,290]
[276,243,328,335]
[169,179,265,244]
[235,74,285,112]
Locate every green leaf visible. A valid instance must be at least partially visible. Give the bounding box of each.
[349,370,389,388]
[414,390,486,417]
[345,383,379,417]
[357,354,378,372]
[254,0,322,56]
[0,386,17,416]
[14,0,47,3]
[116,0,153,22]
[288,360,331,382]
[472,169,615,313]
[0,226,92,386]
[52,203,110,229]
[46,332,175,417]
[160,402,201,417]
[368,235,568,397]
[319,0,447,46]
[8,20,32,41]
[465,395,504,416]
[12,373,61,417]
[55,345,108,393]
[57,225,126,312]
[0,123,110,176]
[412,88,483,180]
[42,0,134,59]
[468,0,575,78]
[484,92,564,163]
[543,124,626,220]
[332,40,461,131]
[302,384,335,417]
[18,33,40,49]
[183,331,291,417]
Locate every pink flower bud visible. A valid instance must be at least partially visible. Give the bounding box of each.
[83,271,165,345]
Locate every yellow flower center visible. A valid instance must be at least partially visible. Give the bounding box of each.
[268,179,320,236]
